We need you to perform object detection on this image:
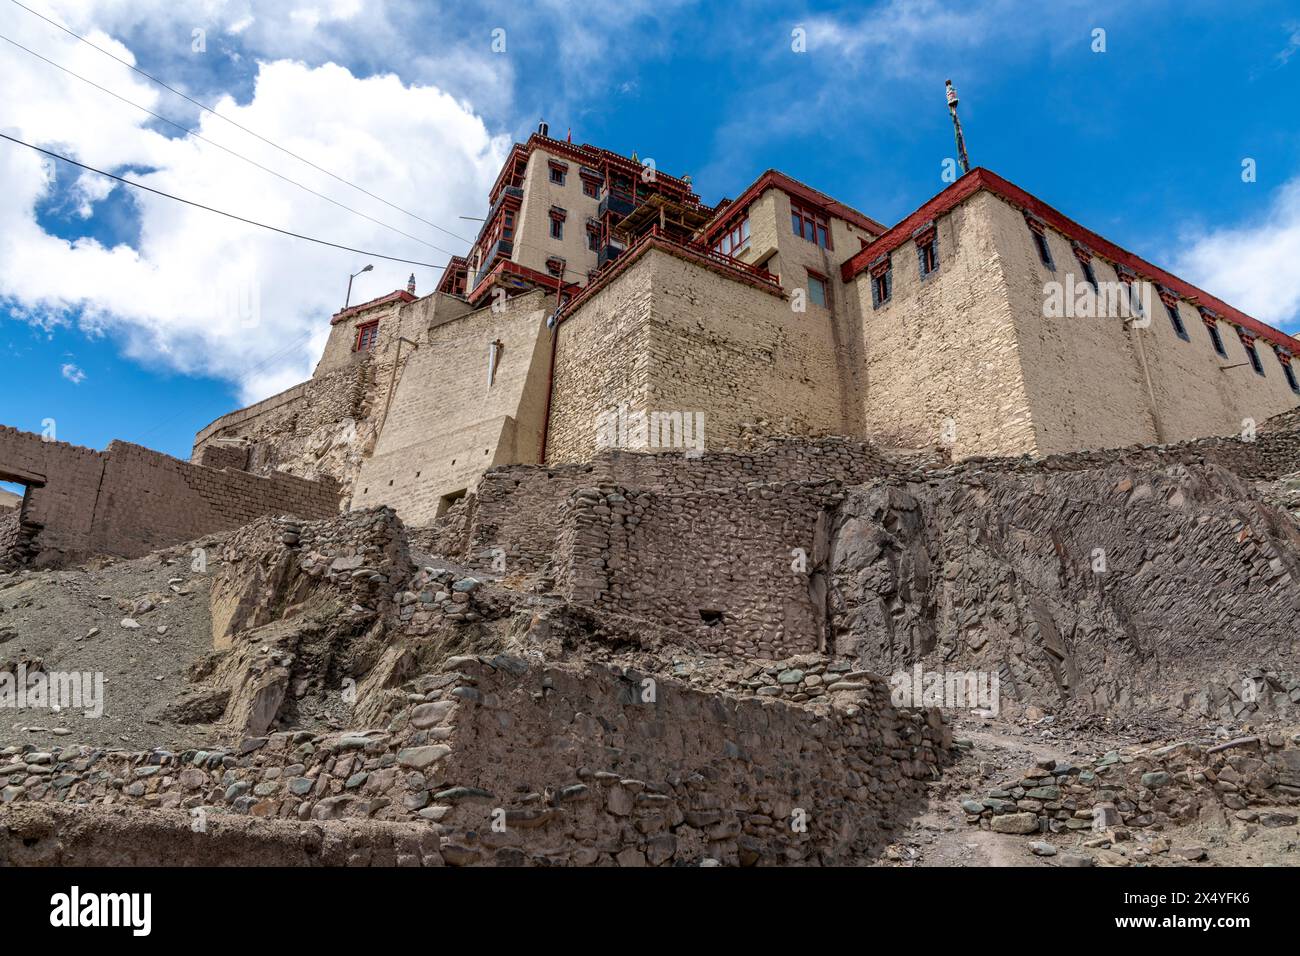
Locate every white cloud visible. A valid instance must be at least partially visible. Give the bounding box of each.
[1172,178,1300,335]
[0,13,509,404]
[60,362,86,383]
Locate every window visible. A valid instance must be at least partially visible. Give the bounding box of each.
[807,272,828,308]
[548,161,567,186]
[546,256,566,278]
[791,200,832,249]
[1031,229,1054,269]
[1243,337,1265,376]
[587,225,599,252]
[1081,258,1098,291]
[354,321,379,352]
[582,177,600,198]
[503,210,515,241]
[712,217,750,256]
[1161,292,1189,340]
[869,259,892,308]
[915,226,938,278]
[1283,361,1299,394]
[1121,276,1144,318]
[549,206,566,240]
[1207,321,1227,357]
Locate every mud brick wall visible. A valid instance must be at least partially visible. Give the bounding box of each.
[556,482,839,659]
[0,426,340,567]
[197,443,251,471]
[2,655,950,867]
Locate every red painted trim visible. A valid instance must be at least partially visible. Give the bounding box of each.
[353,320,379,351]
[703,170,887,245]
[489,134,704,207]
[840,168,1300,354]
[466,258,579,306]
[330,289,417,325]
[554,226,783,327]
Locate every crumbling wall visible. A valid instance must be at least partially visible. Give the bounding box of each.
[0,426,340,568]
[2,654,949,866]
[963,734,1300,839]
[555,482,836,660]
[191,363,376,500]
[423,437,893,575]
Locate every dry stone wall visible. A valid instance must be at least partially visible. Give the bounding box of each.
[962,733,1300,842]
[0,653,949,866]
[422,437,892,577]
[556,482,838,660]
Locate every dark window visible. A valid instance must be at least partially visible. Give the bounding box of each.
[807,273,828,308]
[1124,279,1145,318]
[354,321,379,352]
[550,217,563,240]
[503,210,515,240]
[1163,297,1189,340]
[1284,362,1299,393]
[549,165,566,186]
[1207,321,1227,357]
[1244,340,1265,376]
[917,235,939,277]
[1081,258,1098,291]
[581,178,599,198]
[587,226,599,252]
[791,201,832,249]
[870,265,892,308]
[1031,228,1054,269]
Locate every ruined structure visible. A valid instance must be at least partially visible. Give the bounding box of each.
[0,426,338,569]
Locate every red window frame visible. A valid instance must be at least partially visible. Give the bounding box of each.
[712,216,751,256]
[354,321,379,352]
[791,200,832,250]
[587,224,600,251]
[581,177,600,198]
[548,160,568,186]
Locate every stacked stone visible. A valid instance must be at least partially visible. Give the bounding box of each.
[396,568,485,629]
[726,654,876,702]
[3,652,951,866]
[279,507,410,611]
[0,511,39,571]
[962,734,1300,837]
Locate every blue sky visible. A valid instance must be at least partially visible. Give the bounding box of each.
[2,0,1299,485]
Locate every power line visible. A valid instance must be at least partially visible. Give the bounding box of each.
[6,0,603,289]
[7,0,474,246]
[0,131,447,268]
[0,32,465,260]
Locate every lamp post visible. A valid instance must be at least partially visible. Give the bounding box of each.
[345,263,373,308]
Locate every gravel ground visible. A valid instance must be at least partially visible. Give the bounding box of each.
[0,543,224,751]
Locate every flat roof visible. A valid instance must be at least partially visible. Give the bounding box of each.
[840,167,1300,355]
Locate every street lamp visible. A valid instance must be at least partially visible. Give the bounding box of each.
[345,263,373,308]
